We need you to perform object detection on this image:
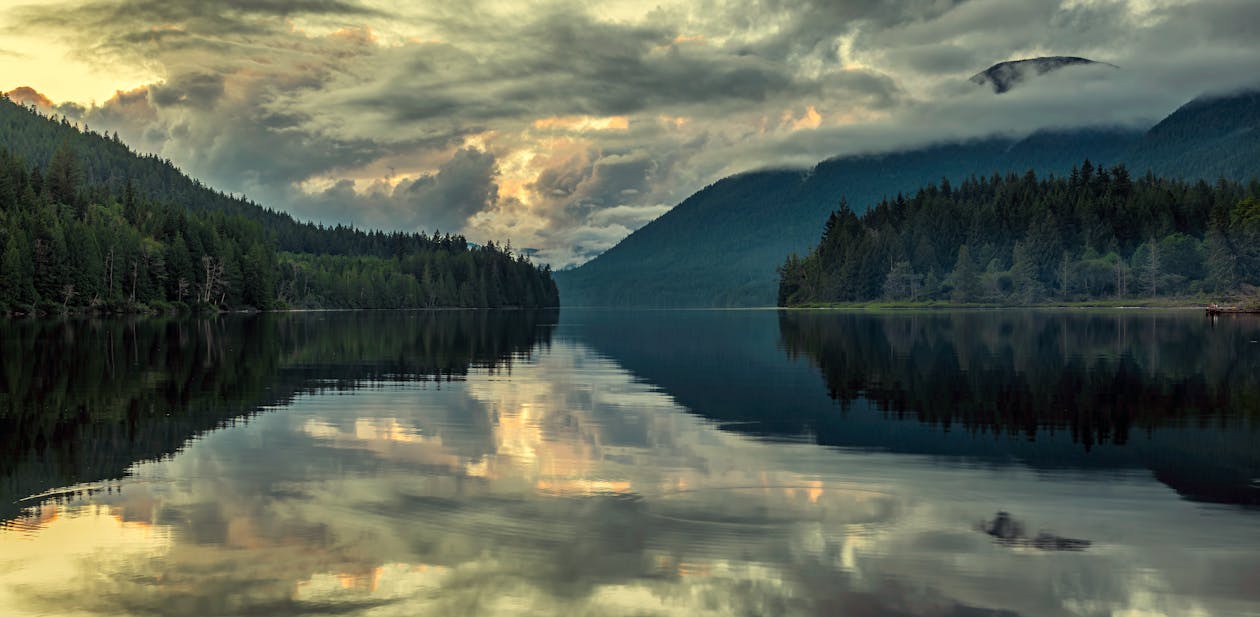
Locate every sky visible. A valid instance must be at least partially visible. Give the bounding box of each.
[2,0,1259,267]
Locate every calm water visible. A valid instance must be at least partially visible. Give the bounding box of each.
[2,309,1259,616]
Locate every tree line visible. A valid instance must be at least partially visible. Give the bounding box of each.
[0,98,558,314]
[779,162,1260,305]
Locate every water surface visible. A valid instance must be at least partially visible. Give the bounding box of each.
[2,309,1258,616]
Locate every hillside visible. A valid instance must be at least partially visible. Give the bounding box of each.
[1127,88,1260,181]
[0,97,559,313]
[556,128,1140,307]
[557,89,1260,307]
[0,97,531,258]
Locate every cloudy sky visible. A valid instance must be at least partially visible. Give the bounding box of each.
[2,0,1258,267]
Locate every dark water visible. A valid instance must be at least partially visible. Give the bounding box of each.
[2,309,1259,616]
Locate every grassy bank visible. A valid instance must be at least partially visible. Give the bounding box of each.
[784,297,1218,310]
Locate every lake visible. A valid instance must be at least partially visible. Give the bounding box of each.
[2,309,1259,616]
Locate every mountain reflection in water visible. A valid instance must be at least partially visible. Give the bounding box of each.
[0,311,556,522]
[0,309,1258,617]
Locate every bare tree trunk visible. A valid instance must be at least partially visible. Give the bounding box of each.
[105,247,114,297]
[61,284,75,310]
[201,255,217,303]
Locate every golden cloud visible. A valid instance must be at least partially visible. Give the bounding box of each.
[4,86,53,109]
[532,115,630,132]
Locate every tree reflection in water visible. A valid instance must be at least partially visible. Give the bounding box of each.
[0,310,558,522]
[778,310,1260,449]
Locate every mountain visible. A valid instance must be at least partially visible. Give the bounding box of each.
[0,96,559,313]
[0,96,490,258]
[970,56,1115,94]
[556,128,1140,307]
[1127,88,1260,181]
[556,88,1260,308]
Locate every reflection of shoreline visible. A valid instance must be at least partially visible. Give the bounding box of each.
[778,310,1260,506]
[560,309,1260,507]
[778,302,1211,310]
[0,311,557,523]
[778,310,1258,446]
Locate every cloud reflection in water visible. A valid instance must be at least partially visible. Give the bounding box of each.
[1,312,1259,616]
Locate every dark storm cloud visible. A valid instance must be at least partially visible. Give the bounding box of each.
[334,9,892,127]
[396,147,500,233]
[718,0,965,61]
[10,0,1260,267]
[6,0,387,79]
[1153,0,1260,43]
[552,150,658,224]
[509,12,800,113]
[14,0,380,31]
[149,73,227,109]
[296,147,500,234]
[886,43,982,75]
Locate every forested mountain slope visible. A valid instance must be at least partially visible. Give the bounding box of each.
[557,129,1140,307]
[1127,89,1260,182]
[0,96,558,313]
[557,89,1260,307]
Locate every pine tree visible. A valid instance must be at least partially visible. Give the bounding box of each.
[1010,241,1041,305]
[1205,225,1239,292]
[951,244,981,303]
[46,140,81,211]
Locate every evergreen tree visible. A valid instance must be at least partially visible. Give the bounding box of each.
[1206,225,1239,292]
[779,162,1260,306]
[46,140,80,211]
[0,96,559,314]
[951,245,981,303]
[1010,241,1042,305]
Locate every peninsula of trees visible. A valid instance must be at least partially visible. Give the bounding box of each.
[0,97,559,314]
[778,162,1260,306]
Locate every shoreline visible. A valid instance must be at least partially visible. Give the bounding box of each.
[779,299,1222,311]
[0,305,561,319]
[6,301,1256,318]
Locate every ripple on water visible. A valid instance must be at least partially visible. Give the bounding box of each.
[646,484,899,533]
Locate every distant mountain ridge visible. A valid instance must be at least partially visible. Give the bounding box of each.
[556,88,1260,307]
[1128,88,1260,181]
[970,56,1116,93]
[557,129,1141,307]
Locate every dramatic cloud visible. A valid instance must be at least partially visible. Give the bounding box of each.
[3,0,1260,266]
[4,86,54,109]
